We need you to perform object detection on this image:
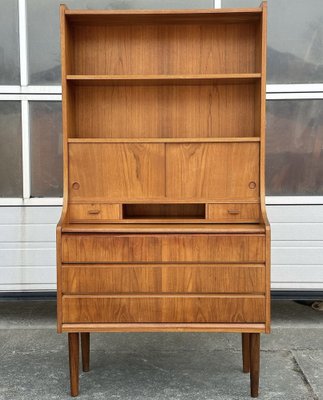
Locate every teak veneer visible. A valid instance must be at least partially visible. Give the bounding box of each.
[57,3,270,397]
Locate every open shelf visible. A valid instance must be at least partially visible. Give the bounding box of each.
[68,137,261,143]
[122,203,206,220]
[65,11,263,76]
[66,73,261,86]
[68,82,260,138]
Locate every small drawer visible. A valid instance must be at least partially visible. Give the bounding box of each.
[69,203,120,222]
[62,264,266,294]
[61,234,265,263]
[208,203,259,222]
[62,295,266,323]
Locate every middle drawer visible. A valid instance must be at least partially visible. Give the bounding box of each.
[62,234,265,263]
[62,264,265,294]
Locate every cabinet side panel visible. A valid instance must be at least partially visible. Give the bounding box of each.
[260,2,271,333]
[57,5,73,333]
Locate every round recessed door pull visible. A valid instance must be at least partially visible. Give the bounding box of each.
[249,181,257,189]
[72,182,80,190]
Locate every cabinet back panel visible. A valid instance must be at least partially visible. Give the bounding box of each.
[71,22,259,75]
[69,143,165,201]
[72,83,256,138]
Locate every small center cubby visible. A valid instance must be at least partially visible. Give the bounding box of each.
[122,203,206,220]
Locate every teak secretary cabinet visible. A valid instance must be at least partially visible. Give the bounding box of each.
[57,2,270,397]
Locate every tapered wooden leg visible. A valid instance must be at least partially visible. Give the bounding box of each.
[81,333,90,372]
[68,333,79,397]
[242,333,250,373]
[250,333,260,398]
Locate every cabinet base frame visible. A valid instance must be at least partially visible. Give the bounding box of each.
[62,323,267,333]
[68,332,261,397]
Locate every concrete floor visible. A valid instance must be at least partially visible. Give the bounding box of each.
[0,300,322,400]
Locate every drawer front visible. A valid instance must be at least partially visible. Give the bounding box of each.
[62,295,265,323]
[69,203,120,222]
[62,264,265,294]
[62,234,265,263]
[208,203,259,222]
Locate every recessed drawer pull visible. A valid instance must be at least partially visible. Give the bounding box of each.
[227,209,240,215]
[88,209,100,215]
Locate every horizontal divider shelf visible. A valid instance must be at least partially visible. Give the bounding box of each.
[68,137,261,143]
[62,223,265,234]
[69,199,260,204]
[66,73,261,85]
[62,293,265,298]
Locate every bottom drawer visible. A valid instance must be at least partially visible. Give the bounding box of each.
[62,295,265,323]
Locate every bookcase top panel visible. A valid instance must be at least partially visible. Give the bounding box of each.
[64,7,263,25]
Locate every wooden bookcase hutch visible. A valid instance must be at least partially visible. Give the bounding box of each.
[57,3,270,397]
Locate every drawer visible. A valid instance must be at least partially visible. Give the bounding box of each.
[61,234,265,263]
[62,264,265,294]
[208,203,259,222]
[62,295,266,323]
[69,203,120,222]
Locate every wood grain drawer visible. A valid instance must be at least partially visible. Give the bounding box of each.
[62,295,266,323]
[62,264,265,294]
[208,203,259,222]
[69,203,120,222]
[61,234,265,263]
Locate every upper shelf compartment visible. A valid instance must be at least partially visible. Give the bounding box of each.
[65,10,263,76]
[68,81,261,138]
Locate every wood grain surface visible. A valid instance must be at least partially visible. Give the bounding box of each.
[62,295,266,323]
[208,203,260,222]
[166,143,259,200]
[62,264,265,294]
[69,143,165,201]
[71,22,259,75]
[72,84,257,138]
[61,223,265,233]
[61,234,265,263]
[69,203,121,222]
